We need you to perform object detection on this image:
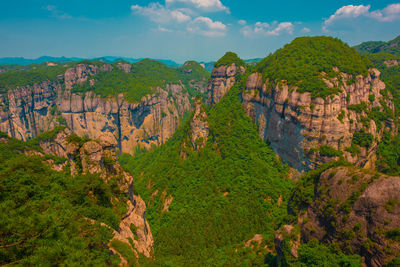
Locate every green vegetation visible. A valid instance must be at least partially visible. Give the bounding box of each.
[119,72,293,265]
[385,228,400,242]
[0,63,68,93]
[288,161,351,215]
[296,241,361,266]
[110,239,136,266]
[354,35,400,56]
[364,51,400,175]
[73,59,209,102]
[352,130,373,148]
[0,134,125,265]
[214,51,246,68]
[319,145,343,157]
[256,36,373,99]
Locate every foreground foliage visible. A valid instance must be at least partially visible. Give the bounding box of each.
[0,134,124,266]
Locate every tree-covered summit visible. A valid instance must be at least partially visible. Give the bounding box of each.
[256,36,373,98]
[214,51,245,68]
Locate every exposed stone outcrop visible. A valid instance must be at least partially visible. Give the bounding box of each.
[206,63,245,105]
[64,63,112,89]
[39,128,133,190]
[190,98,209,150]
[275,225,301,261]
[116,63,132,73]
[384,59,399,68]
[241,68,395,171]
[180,98,209,159]
[37,127,153,263]
[299,166,400,267]
[111,195,154,262]
[0,64,192,155]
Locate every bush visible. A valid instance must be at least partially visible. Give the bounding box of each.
[319,145,343,157]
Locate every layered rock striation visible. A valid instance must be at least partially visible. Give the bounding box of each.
[206,63,245,105]
[241,68,395,171]
[0,64,192,154]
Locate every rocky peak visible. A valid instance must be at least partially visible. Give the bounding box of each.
[242,68,395,171]
[190,97,209,150]
[116,62,132,73]
[206,63,245,105]
[39,128,133,191]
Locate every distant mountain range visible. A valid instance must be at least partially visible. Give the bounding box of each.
[353,34,400,56]
[0,56,180,67]
[0,56,263,73]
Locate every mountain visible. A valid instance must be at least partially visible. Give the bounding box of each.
[0,56,180,67]
[0,59,209,154]
[1,35,400,266]
[354,35,400,56]
[119,74,294,265]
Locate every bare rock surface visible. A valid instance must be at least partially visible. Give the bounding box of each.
[241,68,395,171]
[206,63,245,105]
[299,166,400,266]
[0,63,192,154]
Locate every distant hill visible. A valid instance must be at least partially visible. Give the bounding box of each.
[0,56,179,67]
[354,35,400,56]
[200,58,262,73]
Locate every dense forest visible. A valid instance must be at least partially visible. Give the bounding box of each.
[0,132,126,265]
[354,35,400,56]
[1,34,400,266]
[256,36,373,98]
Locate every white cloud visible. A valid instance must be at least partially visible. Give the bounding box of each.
[44,5,72,19]
[165,0,229,13]
[158,26,173,32]
[131,3,191,24]
[301,27,311,33]
[323,4,400,31]
[238,19,246,25]
[241,21,294,37]
[187,16,227,37]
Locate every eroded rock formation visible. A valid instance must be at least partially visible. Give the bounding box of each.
[299,166,400,266]
[206,63,245,105]
[241,68,395,171]
[0,64,192,154]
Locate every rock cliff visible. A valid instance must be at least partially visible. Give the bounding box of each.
[0,63,193,154]
[241,68,395,171]
[38,128,154,262]
[299,166,400,266]
[206,63,245,105]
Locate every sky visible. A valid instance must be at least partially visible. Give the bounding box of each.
[0,0,399,63]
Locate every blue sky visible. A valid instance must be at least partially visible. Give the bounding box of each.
[0,0,399,63]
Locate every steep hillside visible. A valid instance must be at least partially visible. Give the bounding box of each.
[286,163,400,266]
[240,36,395,171]
[0,60,209,154]
[354,35,400,56]
[119,73,293,266]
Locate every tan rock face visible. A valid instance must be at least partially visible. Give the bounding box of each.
[0,64,192,155]
[190,98,209,150]
[300,166,400,267]
[112,196,154,259]
[384,59,399,68]
[241,69,395,171]
[40,128,133,191]
[206,63,245,105]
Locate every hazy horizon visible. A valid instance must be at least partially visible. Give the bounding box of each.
[1,0,400,63]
